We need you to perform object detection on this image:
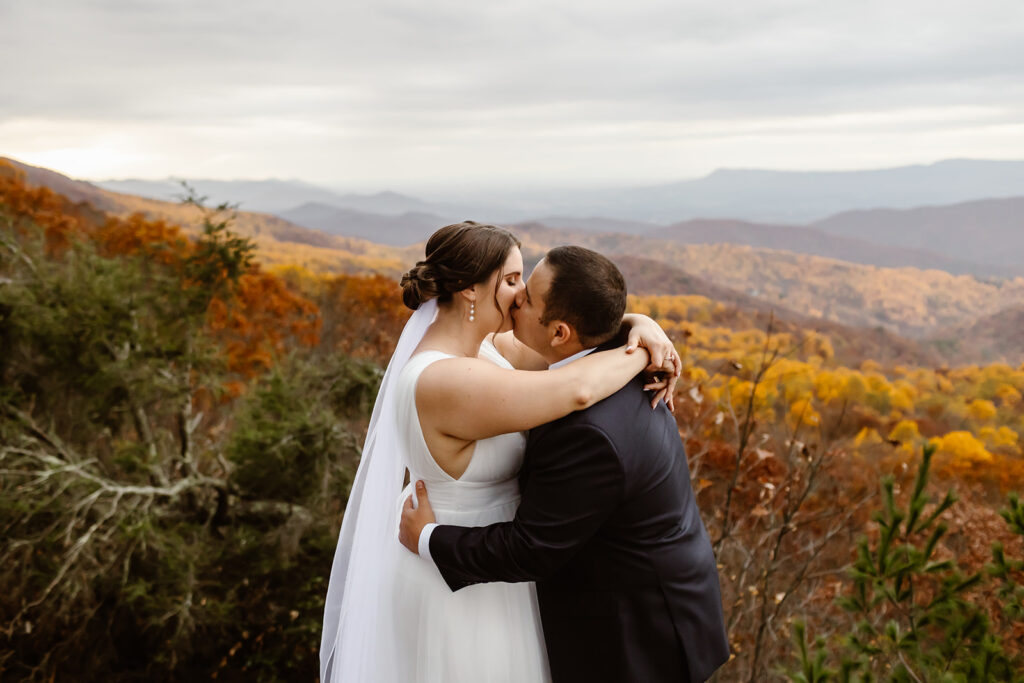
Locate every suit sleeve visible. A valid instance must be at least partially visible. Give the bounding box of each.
[429,423,623,592]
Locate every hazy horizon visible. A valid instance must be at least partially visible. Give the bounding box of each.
[78,156,1022,196]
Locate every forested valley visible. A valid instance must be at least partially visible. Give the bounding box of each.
[1,159,1022,681]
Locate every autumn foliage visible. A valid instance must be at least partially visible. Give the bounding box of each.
[629,293,1024,494]
[623,293,1024,679]
[1,160,320,384]
[275,264,411,364]
[0,161,358,681]
[0,160,103,253]
[2,160,1021,682]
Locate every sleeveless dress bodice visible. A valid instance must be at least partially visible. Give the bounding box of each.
[394,339,527,524]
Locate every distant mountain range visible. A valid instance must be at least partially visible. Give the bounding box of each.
[8,154,1024,364]
[1,156,418,275]
[548,159,1024,224]
[96,158,1024,226]
[813,197,1024,271]
[507,221,1024,340]
[265,196,1024,276]
[611,255,945,369]
[92,159,1024,277]
[645,218,1010,277]
[277,203,446,246]
[931,303,1024,366]
[95,178,493,223]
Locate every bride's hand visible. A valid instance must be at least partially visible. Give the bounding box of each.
[641,354,679,411]
[624,314,680,411]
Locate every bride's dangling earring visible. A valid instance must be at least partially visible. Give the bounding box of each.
[469,302,475,322]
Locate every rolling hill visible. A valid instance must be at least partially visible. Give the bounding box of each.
[277,203,446,246]
[929,303,1024,366]
[510,222,1024,340]
[643,219,1008,277]
[812,196,1024,270]
[95,177,497,222]
[521,159,1024,224]
[2,157,415,276]
[95,158,1024,227]
[11,156,1024,364]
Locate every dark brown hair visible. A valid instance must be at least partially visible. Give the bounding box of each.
[540,246,626,347]
[401,221,521,314]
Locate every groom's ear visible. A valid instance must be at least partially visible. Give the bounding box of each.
[548,320,576,348]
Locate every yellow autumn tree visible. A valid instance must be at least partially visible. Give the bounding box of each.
[967,399,998,423]
[854,427,884,449]
[979,426,1021,455]
[888,419,921,443]
[888,419,921,456]
[786,397,821,431]
[995,384,1022,408]
[929,431,993,465]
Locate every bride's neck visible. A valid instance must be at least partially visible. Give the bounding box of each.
[422,303,487,358]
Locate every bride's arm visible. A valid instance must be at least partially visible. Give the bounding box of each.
[417,346,659,442]
[490,314,679,373]
[489,314,681,410]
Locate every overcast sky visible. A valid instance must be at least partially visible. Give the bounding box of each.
[2,0,1022,192]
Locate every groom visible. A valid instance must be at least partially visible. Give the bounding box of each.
[399,246,730,683]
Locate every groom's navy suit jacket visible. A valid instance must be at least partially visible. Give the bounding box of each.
[430,365,730,683]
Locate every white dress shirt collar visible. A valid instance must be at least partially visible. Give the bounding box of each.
[548,347,597,370]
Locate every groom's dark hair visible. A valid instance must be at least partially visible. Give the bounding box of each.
[540,246,626,347]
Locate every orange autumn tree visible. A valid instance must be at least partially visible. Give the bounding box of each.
[208,268,320,380]
[0,166,361,681]
[0,159,105,253]
[275,266,413,363]
[95,200,320,381]
[316,272,411,362]
[0,161,320,384]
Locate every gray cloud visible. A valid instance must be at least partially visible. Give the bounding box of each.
[2,0,1023,187]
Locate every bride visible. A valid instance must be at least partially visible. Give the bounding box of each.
[320,221,678,682]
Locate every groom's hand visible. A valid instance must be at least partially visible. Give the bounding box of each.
[399,481,436,554]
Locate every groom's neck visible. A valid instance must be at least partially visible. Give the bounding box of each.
[545,340,585,367]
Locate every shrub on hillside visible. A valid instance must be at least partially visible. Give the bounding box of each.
[0,200,372,681]
[788,444,1024,682]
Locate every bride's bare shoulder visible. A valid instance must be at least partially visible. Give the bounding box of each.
[415,355,505,407]
[490,331,547,371]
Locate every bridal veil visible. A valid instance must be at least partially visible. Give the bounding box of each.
[320,298,438,683]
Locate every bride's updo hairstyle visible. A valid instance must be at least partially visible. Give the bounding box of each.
[401,221,521,312]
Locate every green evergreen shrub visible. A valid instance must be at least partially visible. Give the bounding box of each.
[0,216,376,681]
[789,445,1024,682]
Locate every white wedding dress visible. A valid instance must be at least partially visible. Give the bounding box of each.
[386,339,552,682]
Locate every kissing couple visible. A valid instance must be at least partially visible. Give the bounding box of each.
[320,221,729,682]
